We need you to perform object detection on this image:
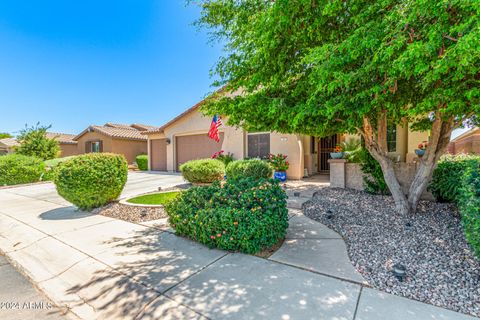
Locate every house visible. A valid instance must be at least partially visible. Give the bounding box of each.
[143,97,429,180]
[0,138,19,155]
[448,127,480,155]
[45,132,79,157]
[73,123,156,163]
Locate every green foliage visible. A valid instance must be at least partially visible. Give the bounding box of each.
[43,156,77,182]
[165,177,288,254]
[458,160,480,258]
[0,133,12,139]
[226,159,273,180]
[196,0,479,135]
[127,191,181,205]
[54,153,128,210]
[429,154,480,257]
[268,153,289,171]
[429,154,480,203]
[16,123,60,160]
[0,154,45,186]
[341,137,362,163]
[136,154,148,171]
[212,150,235,167]
[359,149,390,195]
[180,159,225,183]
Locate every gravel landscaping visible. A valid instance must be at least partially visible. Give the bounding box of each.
[93,202,168,223]
[303,188,480,318]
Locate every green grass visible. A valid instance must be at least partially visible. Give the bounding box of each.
[44,156,76,168]
[127,191,181,205]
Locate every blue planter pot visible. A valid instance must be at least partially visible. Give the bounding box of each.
[415,149,425,157]
[330,152,344,159]
[274,171,287,182]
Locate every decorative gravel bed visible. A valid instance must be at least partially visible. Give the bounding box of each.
[303,188,480,317]
[93,202,168,223]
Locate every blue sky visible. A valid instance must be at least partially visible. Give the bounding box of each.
[0,1,222,135]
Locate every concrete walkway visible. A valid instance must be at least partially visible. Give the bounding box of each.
[0,174,476,319]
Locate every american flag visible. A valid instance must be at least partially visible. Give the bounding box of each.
[208,115,222,142]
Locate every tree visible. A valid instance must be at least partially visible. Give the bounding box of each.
[0,133,12,139]
[194,0,479,214]
[16,123,60,160]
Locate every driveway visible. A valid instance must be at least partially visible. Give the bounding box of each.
[0,173,476,320]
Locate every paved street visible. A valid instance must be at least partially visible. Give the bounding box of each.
[0,254,65,319]
[0,172,476,319]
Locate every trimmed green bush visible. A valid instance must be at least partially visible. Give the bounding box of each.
[0,154,45,186]
[225,159,273,180]
[459,161,480,258]
[430,154,480,258]
[429,154,480,203]
[180,159,225,183]
[136,154,148,171]
[54,153,128,210]
[165,177,288,254]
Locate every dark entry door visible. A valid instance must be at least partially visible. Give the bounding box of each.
[318,135,338,173]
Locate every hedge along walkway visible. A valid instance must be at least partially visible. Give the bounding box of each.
[0,177,476,320]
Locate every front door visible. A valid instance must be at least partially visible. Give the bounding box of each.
[318,135,338,173]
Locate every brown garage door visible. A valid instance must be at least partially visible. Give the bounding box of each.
[150,139,167,171]
[176,133,224,170]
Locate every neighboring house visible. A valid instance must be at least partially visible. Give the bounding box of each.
[448,127,480,154]
[0,138,19,155]
[73,123,155,163]
[143,98,430,179]
[45,132,79,157]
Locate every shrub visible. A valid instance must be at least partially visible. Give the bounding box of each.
[136,154,148,171]
[54,153,128,210]
[179,159,225,183]
[458,160,480,258]
[212,150,234,167]
[358,149,390,195]
[43,156,77,182]
[165,177,288,254]
[429,154,480,203]
[0,154,45,186]
[15,123,60,160]
[226,159,273,180]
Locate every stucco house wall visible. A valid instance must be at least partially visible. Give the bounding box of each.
[59,143,80,157]
[111,139,148,164]
[146,109,305,179]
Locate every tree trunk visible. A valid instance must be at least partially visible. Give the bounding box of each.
[359,114,410,215]
[407,116,454,212]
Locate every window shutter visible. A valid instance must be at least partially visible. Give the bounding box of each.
[248,133,270,159]
[85,141,91,153]
[99,140,103,152]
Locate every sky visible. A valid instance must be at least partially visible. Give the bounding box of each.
[0,1,222,135]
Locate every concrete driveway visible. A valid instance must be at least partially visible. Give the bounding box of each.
[0,173,476,320]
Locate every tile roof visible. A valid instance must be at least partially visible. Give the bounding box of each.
[73,123,154,141]
[45,132,78,144]
[0,138,19,147]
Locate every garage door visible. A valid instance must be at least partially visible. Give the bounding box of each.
[150,139,167,171]
[176,133,224,170]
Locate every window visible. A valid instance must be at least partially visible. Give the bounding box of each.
[387,124,397,152]
[88,141,102,153]
[247,133,270,159]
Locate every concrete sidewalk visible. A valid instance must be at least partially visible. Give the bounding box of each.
[0,179,477,319]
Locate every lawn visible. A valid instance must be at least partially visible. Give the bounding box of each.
[126,191,181,205]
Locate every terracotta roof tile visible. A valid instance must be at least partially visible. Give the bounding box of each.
[45,132,78,144]
[0,138,19,147]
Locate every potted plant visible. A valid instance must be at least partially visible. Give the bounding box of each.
[268,153,289,182]
[330,145,344,159]
[415,141,428,157]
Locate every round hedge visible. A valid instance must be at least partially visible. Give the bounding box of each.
[165,177,288,254]
[179,159,225,183]
[0,154,45,186]
[54,153,128,210]
[135,154,148,171]
[226,159,273,180]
